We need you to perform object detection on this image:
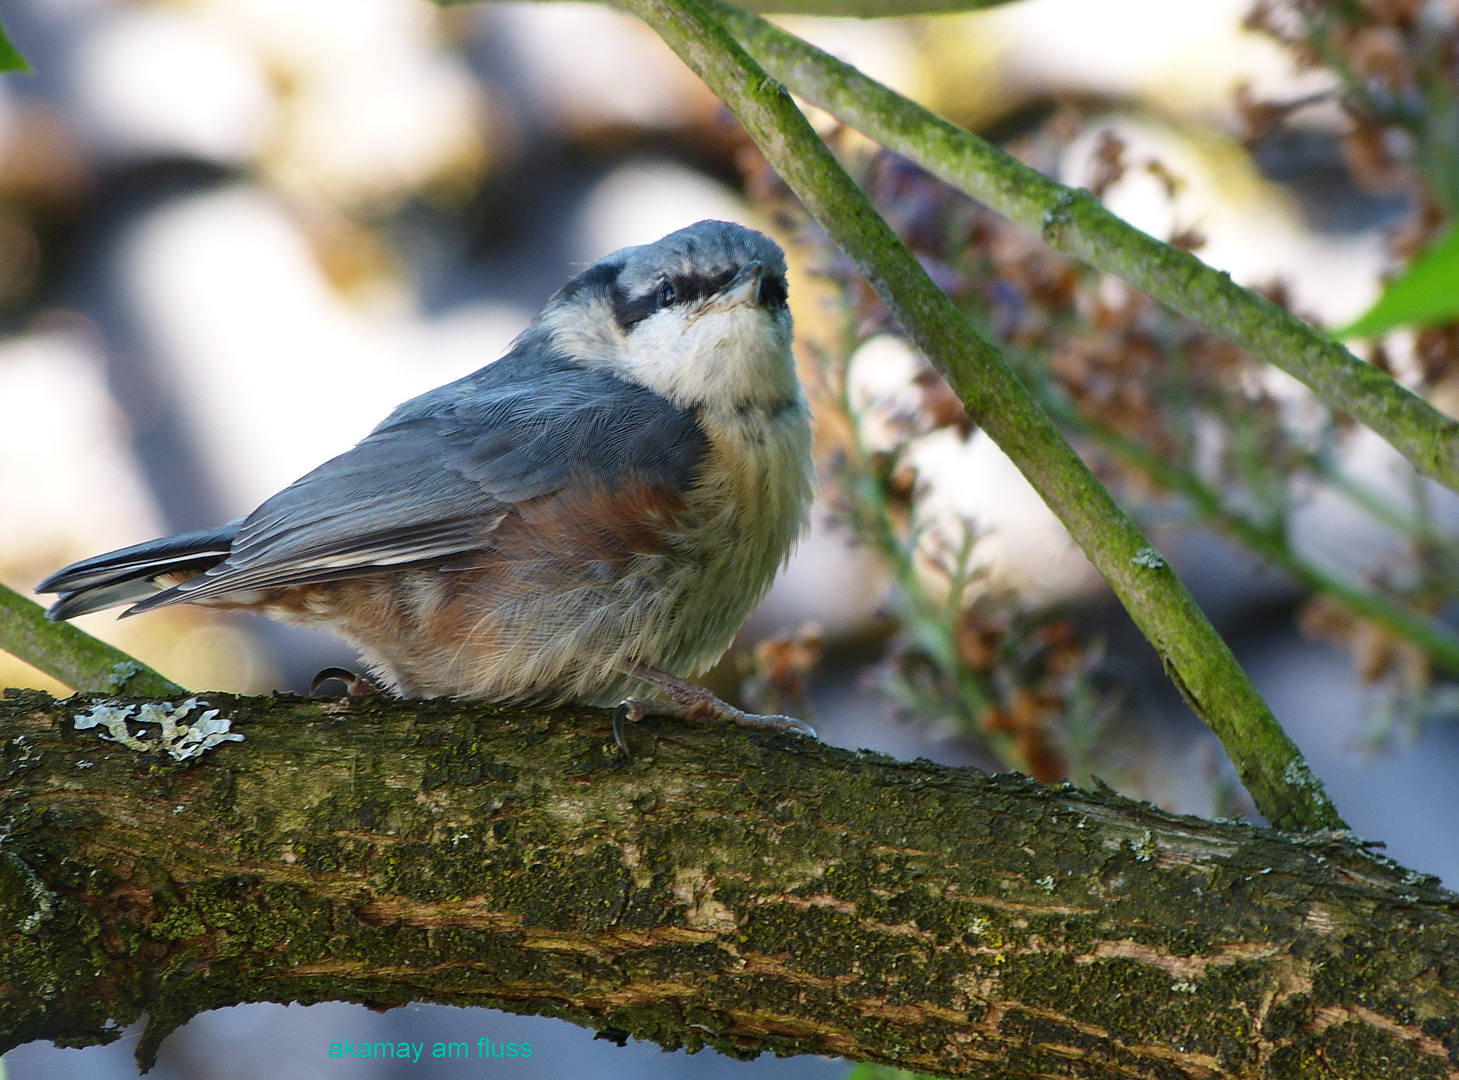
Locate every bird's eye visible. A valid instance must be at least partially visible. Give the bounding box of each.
[657,281,676,307]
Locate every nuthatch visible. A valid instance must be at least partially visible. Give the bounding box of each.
[39,220,817,745]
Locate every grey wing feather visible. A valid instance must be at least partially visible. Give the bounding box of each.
[127,341,706,613]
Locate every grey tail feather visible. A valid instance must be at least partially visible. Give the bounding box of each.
[37,522,241,621]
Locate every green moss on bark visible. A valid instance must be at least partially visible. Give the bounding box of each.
[0,691,1456,1077]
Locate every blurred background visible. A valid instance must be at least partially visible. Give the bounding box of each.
[3,0,1459,1076]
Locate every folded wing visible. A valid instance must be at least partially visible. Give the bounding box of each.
[42,341,707,618]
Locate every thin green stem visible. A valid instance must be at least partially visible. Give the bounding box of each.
[1304,13,1421,133]
[458,0,1026,12]
[0,582,184,696]
[1307,450,1427,540]
[707,2,1459,495]
[621,0,1345,831]
[837,398,1012,759]
[722,0,1021,10]
[1050,405,1459,676]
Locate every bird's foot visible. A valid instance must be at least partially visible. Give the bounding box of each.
[611,661,816,756]
[311,667,379,698]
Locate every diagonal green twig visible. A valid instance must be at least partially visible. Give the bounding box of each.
[1045,401,1459,677]
[617,0,1345,831]
[719,4,1459,704]
[0,17,30,74]
[706,2,1459,496]
[730,0,1018,10]
[0,582,184,696]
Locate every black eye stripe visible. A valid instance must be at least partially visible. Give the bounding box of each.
[611,265,784,331]
[757,273,788,309]
[667,267,738,305]
[613,284,659,331]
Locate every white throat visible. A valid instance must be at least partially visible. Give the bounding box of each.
[551,299,799,413]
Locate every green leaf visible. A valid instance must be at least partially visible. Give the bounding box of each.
[1338,225,1459,338]
[0,18,30,74]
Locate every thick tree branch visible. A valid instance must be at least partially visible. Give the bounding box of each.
[614,0,1341,833]
[0,689,1455,1079]
[706,3,1459,496]
[0,583,183,697]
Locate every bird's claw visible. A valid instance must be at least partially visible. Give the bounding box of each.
[311,667,379,698]
[611,697,647,757]
[611,696,813,756]
[779,715,818,739]
[730,710,817,739]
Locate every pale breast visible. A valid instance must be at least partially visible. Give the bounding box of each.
[649,395,815,676]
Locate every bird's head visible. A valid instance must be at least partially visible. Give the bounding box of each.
[539,220,796,413]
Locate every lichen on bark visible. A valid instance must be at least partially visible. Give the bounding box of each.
[1,688,1458,1078]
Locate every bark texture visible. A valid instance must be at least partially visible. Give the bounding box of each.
[1,687,1457,1079]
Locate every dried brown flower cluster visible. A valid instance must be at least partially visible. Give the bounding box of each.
[741,622,825,720]
[1238,0,1459,739]
[742,139,1128,783]
[743,34,1459,779]
[1245,0,1459,384]
[855,144,1310,530]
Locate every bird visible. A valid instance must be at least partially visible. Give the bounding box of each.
[37,219,817,748]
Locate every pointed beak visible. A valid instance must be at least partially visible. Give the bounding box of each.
[713,260,763,310]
